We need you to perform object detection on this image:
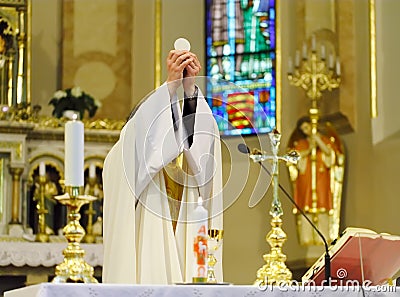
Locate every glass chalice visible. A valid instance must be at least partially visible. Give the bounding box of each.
[207,229,224,283]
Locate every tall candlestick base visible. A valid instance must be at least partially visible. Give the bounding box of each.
[207,229,223,283]
[52,186,98,283]
[254,215,292,286]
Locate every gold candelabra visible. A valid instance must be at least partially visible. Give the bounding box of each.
[52,186,98,283]
[251,130,300,286]
[35,175,49,243]
[287,36,341,102]
[287,36,341,214]
[287,37,341,125]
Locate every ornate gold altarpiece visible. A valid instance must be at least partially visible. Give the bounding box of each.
[0,0,126,285]
[0,118,122,283]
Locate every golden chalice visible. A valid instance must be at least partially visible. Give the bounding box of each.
[207,229,224,283]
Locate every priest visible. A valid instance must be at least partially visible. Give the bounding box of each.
[102,48,223,284]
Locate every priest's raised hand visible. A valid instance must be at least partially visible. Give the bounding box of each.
[166,49,201,98]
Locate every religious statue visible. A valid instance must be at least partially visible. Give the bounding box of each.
[287,116,345,246]
[0,18,14,106]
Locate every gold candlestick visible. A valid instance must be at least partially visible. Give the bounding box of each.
[207,229,223,283]
[287,50,340,102]
[251,130,300,286]
[52,186,98,283]
[35,175,49,243]
[287,38,344,245]
[287,42,341,204]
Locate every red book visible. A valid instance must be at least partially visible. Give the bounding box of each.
[302,227,400,286]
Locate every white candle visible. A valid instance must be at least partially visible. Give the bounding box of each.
[329,54,334,69]
[336,59,341,76]
[39,162,46,177]
[311,34,316,51]
[320,45,326,60]
[302,42,307,59]
[288,57,293,73]
[64,120,84,187]
[89,163,96,179]
[192,196,208,282]
[295,50,300,67]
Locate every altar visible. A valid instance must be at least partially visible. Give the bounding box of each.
[4,283,400,297]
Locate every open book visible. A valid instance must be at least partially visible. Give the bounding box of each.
[302,227,400,286]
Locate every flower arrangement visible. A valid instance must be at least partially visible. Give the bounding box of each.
[49,86,101,119]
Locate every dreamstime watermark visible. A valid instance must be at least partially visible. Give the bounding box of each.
[257,268,397,293]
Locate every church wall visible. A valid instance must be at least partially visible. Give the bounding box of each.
[62,0,133,121]
[342,0,400,235]
[372,0,400,143]
[27,0,400,285]
[132,0,155,106]
[31,0,62,118]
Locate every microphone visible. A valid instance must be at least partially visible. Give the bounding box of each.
[237,143,332,284]
[238,143,250,154]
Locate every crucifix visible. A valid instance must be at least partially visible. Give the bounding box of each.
[250,129,300,286]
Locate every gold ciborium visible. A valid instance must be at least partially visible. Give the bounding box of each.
[207,229,223,283]
[52,186,98,283]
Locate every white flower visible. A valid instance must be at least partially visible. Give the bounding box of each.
[71,86,82,98]
[54,90,67,99]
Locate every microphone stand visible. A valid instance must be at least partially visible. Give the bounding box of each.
[238,143,332,285]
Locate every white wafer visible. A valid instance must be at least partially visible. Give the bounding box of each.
[174,38,191,51]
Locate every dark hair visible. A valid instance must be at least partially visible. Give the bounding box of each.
[287,115,311,148]
[296,115,311,137]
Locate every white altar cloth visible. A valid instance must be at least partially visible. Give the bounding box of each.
[4,283,400,297]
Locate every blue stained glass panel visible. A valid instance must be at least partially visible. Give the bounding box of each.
[205,0,276,136]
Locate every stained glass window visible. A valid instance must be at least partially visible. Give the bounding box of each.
[205,0,276,136]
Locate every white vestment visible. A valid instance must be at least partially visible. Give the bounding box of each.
[102,84,223,284]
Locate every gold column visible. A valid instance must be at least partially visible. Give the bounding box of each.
[9,166,24,224]
[369,0,377,118]
[16,6,26,104]
[26,0,32,106]
[7,50,14,106]
[154,0,162,88]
